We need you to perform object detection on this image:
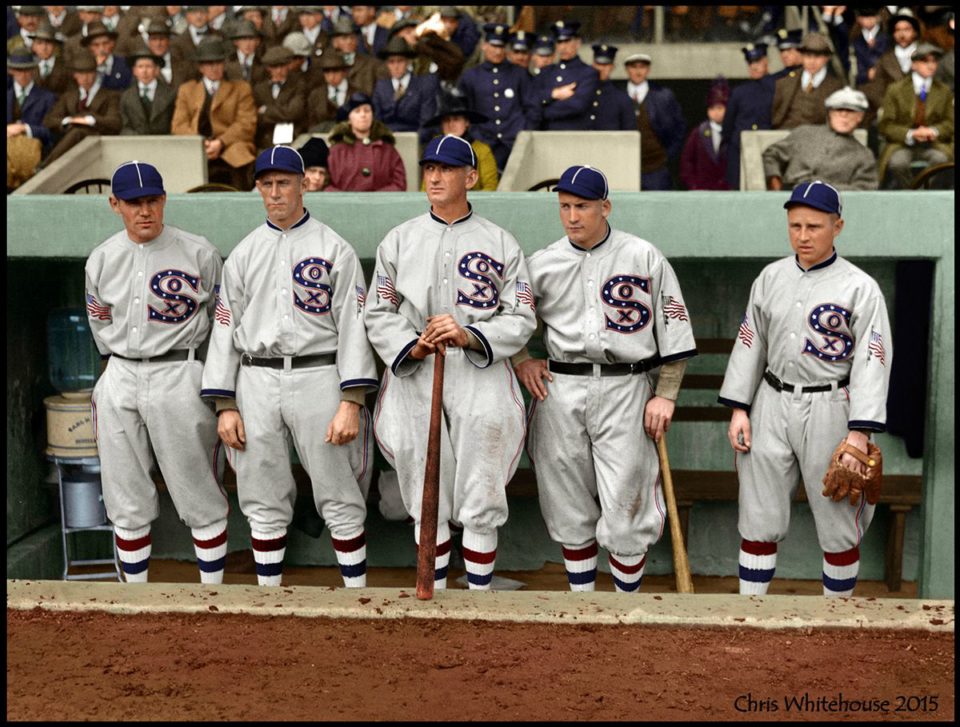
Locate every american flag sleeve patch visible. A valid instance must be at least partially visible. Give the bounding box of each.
[664,295,688,322]
[86,293,111,321]
[376,274,400,307]
[737,312,754,348]
[868,330,885,366]
[516,280,535,311]
[214,284,231,326]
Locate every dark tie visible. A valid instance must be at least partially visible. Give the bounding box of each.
[79,92,88,110]
[804,79,815,93]
[198,88,213,138]
[913,89,927,128]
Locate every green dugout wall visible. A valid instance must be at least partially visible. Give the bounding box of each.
[6,191,954,598]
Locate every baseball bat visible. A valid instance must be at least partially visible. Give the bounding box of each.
[415,349,445,600]
[656,435,695,594]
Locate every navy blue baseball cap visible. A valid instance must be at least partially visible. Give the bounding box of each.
[111,160,165,200]
[592,43,618,64]
[741,42,768,62]
[555,165,609,200]
[483,22,509,46]
[784,180,842,216]
[255,145,305,178]
[420,134,477,168]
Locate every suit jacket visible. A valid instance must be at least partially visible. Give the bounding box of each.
[636,83,687,160]
[35,57,74,96]
[98,54,133,91]
[225,53,267,87]
[852,31,890,86]
[306,81,363,131]
[171,78,257,168]
[357,24,390,58]
[171,28,223,62]
[859,48,908,114]
[157,47,198,91]
[261,12,299,49]
[253,77,308,150]
[347,52,386,96]
[372,73,439,143]
[43,84,122,137]
[679,120,729,190]
[877,76,955,181]
[7,83,58,149]
[772,70,844,129]
[120,81,177,135]
[49,9,83,39]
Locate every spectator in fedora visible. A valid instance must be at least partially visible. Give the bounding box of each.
[352,5,389,58]
[43,52,122,166]
[45,5,82,39]
[7,51,57,187]
[172,5,222,61]
[680,76,731,190]
[306,50,362,132]
[7,5,44,55]
[283,31,325,90]
[225,19,266,86]
[421,90,498,191]
[330,15,385,96]
[326,92,406,191]
[772,31,844,129]
[144,18,194,91]
[253,45,307,151]
[373,35,438,143]
[28,21,72,96]
[119,42,176,135]
[81,19,132,91]
[298,135,330,191]
[851,8,890,88]
[387,14,464,88]
[261,6,298,50]
[296,7,331,56]
[171,38,257,190]
[763,86,878,191]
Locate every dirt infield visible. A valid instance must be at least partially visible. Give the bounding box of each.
[7,607,954,721]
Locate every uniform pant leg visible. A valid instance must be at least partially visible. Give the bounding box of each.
[527,372,601,548]
[591,374,665,557]
[233,366,298,533]
[143,360,229,529]
[92,358,160,530]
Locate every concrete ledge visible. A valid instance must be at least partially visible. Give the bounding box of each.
[7,579,953,632]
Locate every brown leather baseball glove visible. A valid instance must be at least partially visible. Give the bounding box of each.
[822,439,883,506]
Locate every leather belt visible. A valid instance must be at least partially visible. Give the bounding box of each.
[548,358,660,377]
[112,349,199,363]
[763,370,849,393]
[240,353,336,369]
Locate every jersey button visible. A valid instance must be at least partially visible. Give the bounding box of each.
[133,298,139,304]
[443,279,448,285]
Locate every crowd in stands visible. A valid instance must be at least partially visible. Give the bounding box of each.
[6,5,955,192]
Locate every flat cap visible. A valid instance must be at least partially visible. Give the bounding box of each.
[320,50,350,70]
[282,32,314,58]
[825,86,868,111]
[912,42,944,61]
[800,32,832,55]
[623,51,652,65]
[555,164,608,200]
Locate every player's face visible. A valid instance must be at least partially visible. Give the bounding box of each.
[558,192,611,249]
[787,206,843,268]
[828,108,863,135]
[256,171,305,229]
[422,162,476,206]
[110,194,166,244]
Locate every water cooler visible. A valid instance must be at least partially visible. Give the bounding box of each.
[44,307,121,581]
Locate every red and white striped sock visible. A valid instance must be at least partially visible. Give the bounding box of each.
[562,541,598,591]
[114,524,152,583]
[462,529,497,590]
[331,529,367,587]
[609,552,646,592]
[415,520,451,590]
[739,539,777,595]
[822,546,860,597]
[191,520,228,584]
[251,528,286,586]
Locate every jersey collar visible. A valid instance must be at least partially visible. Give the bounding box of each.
[795,248,837,272]
[568,222,611,252]
[266,209,310,232]
[430,202,473,226]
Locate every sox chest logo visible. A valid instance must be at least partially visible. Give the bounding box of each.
[804,302,854,362]
[601,274,652,333]
[293,257,333,315]
[457,251,503,310]
[148,269,199,324]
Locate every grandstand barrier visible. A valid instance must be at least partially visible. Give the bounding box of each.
[739,128,870,191]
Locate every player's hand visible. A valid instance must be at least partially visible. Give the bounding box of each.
[409,330,442,360]
[325,401,360,446]
[423,314,469,348]
[644,395,675,442]
[514,358,552,401]
[552,82,577,101]
[217,409,246,451]
[839,430,869,476]
[728,408,751,453]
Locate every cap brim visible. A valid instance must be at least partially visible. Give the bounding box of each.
[114,185,165,200]
[784,199,838,215]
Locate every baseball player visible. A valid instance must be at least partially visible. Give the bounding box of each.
[514,165,698,592]
[201,145,378,587]
[85,161,229,584]
[719,180,893,597]
[364,134,537,590]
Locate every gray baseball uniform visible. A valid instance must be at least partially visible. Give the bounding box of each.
[525,227,697,591]
[86,223,229,583]
[364,207,536,589]
[201,210,378,587]
[719,251,892,593]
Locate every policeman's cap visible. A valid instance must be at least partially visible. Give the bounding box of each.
[551,20,581,40]
[532,34,555,55]
[255,145,305,178]
[776,28,803,49]
[509,31,531,52]
[483,23,509,47]
[784,180,842,217]
[742,42,768,62]
[420,134,477,169]
[825,86,868,111]
[555,165,609,201]
[112,160,165,200]
[591,43,617,65]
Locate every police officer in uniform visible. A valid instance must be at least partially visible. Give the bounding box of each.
[771,28,804,82]
[457,22,537,173]
[721,42,776,189]
[530,34,556,78]
[507,30,532,72]
[535,19,599,131]
[588,43,633,131]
